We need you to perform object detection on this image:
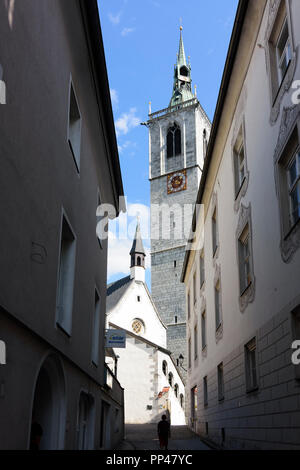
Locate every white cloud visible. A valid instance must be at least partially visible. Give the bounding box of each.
[108,11,122,25]
[115,108,140,136]
[107,236,150,279]
[107,203,151,279]
[121,27,135,37]
[107,232,132,278]
[107,231,150,279]
[118,140,137,155]
[110,88,119,107]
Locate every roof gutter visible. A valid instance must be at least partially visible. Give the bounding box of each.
[181,0,249,283]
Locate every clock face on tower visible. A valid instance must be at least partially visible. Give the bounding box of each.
[167,170,187,194]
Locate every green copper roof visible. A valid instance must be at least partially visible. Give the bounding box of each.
[169,28,194,108]
[178,28,187,67]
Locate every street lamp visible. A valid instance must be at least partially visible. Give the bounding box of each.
[178,354,187,371]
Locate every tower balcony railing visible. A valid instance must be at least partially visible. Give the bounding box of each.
[148,97,199,120]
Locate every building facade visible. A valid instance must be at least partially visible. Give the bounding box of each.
[146,30,211,374]
[182,0,300,450]
[106,223,185,425]
[0,0,125,450]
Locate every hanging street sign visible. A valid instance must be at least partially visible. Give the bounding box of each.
[105,329,126,348]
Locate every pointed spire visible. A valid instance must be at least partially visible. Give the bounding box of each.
[130,218,145,257]
[169,26,195,108]
[177,26,187,67]
[130,218,146,282]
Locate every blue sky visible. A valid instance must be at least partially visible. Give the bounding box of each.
[98,0,239,287]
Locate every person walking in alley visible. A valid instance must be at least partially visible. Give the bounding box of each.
[157,414,171,450]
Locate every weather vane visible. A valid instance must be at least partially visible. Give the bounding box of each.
[179,17,182,30]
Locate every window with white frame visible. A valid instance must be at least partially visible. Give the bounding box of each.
[236,204,255,311]
[287,149,300,227]
[201,310,206,350]
[91,289,101,366]
[194,324,198,360]
[212,207,218,257]
[276,17,291,85]
[56,214,76,335]
[233,128,246,198]
[214,280,221,330]
[68,80,82,172]
[267,1,294,104]
[245,338,258,392]
[276,123,300,244]
[217,363,224,401]
[203,376,208,407]
[238,223,252,295]
[200,250,205,288]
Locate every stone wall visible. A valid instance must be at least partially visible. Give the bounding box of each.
[189,302,300,450]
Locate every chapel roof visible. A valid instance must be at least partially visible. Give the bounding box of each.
[106,275,132,312]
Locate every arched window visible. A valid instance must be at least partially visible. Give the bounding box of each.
[167,123,181,158]
[162,361,168,376]
[137,256,141,266]
[180,66,188,77]
[180,393,184,408]
[174,384,179,398]
[168,372,173,387]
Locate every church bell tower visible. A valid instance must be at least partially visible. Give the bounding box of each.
[145,27,211,375]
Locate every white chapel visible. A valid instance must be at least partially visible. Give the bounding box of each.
[106,221,186,425]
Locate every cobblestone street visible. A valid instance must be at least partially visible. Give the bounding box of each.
[117,424,211,451]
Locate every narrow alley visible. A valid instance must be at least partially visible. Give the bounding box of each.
[117,424,212,451]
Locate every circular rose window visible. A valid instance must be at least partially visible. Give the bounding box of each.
[132,319,144,335]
